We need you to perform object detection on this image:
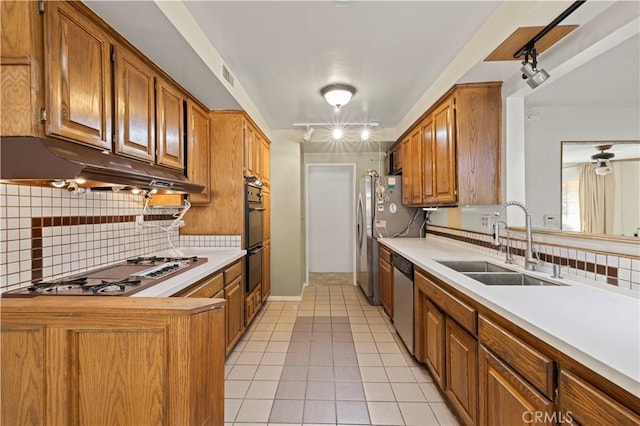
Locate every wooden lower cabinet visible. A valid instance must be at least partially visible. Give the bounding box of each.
[225,276,244,354]
[1,297,225,426]
[425,299,446,389]
[445,317,478,425]
[245,286,262,326]
[558,370,640,425]
[262,243,271,301]
[379,252,393,319]
[479,346,554,426]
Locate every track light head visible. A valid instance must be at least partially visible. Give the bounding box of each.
[302,126,315,143]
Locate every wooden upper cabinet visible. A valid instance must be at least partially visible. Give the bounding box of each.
[401,137,411,205]
[45,1,112,149]
[156,77,185,170]
[409,126,423,205]
[187,100,210,205]
[243,120,255,177]
[113,45,155,162]
[261,138,270,184]
[432,97,457,204]
[421,114,435,203]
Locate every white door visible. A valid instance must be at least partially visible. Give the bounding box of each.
[307,164,355,273]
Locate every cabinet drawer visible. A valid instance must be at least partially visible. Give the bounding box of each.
[379,245,392,263]
[416,270,477,335]
[224,260,242,284]
[559,370,640,425]
[177,273,224,298]
[479,316,554,399]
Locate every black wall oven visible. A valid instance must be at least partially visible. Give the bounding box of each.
[245,183,264,294]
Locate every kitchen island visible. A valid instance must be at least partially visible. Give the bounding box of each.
[380,235,640,425]
[1,296,225,425]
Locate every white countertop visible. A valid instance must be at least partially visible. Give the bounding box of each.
[379,236,640,398]
[132,247,245,297]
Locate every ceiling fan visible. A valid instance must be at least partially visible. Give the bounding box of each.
[591,144,615,176]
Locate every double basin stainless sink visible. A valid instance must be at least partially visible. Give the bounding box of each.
[437,261,567,287]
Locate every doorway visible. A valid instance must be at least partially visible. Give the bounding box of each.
[305,164,356,287]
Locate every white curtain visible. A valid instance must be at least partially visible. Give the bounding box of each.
[579,163,615,234]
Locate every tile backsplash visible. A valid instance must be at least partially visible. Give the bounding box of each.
[0,184,180,292]
[426,225,640,292]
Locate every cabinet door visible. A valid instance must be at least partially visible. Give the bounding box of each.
[421,114,436,203]
[262,243,271,300]
[401,137,411,205]
[113,46,155,162]
[1,326,46,425]
[45,1,112,149]
[187,100,210,204]
[432,98,457,204]
[254,133,263,179]
[156,77,184,170]
[425,299,446,388]
[379,257,393,319]
[226,276,244,352]
[262,138,270,184]
[479,346,554,426]
[410,126,423,205]
[445,317,478,425]
[244,120,255,177]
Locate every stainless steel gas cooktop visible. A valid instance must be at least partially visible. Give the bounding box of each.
[3,256,207,297]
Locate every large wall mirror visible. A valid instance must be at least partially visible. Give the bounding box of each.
[561,141,639,236]
[524,32,640,239]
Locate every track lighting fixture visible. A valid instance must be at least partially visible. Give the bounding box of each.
[294,121,379,143]
[520,48,550,89]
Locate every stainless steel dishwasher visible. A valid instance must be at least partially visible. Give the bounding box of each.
[393,253,414,355]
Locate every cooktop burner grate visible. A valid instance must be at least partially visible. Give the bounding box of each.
[28,277,89,292]
[84,278,142,293]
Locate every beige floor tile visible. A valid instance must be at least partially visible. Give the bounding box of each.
[354,341,379,354]
[359,366,389,382]
[391,382,426,402]
[350,324,370,333]
[274,323,295,332]
[225,380,250,399]
[431,402,460,425]
[420,382,444,402]
[380,353,408,367]
[373,332,396,343]
[385,367,417,383]
[357,353,383,367]
[254,322,277,331]
[260,352,287,365]
[367,401,404,425]
[376,342,401,354]
[236,351,264,365]
[224,398,242,422]
[363,382,395,401]
[399,402,439,425]
[410,366,433,383]
[254,365,283,380]
[235,399,274,423]
[244,341,269,352]
[270,331,293,341]
[246,380,279,399]
[225,350,241,365]
[227,364,258,380]
[265,341,290,352]
[250,331,274,341]
[352,332,374,342]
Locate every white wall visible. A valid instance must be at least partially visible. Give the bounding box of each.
[270,136,304,297]
[304,151,387,179]
[306,165,354,273]
[614,160,640,236]
[524,104,640,228]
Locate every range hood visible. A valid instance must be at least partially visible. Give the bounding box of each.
[1,137,205,194]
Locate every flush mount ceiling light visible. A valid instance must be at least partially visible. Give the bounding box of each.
[513,1,585,89]
[320,84,356,111]
[591,145,615,176]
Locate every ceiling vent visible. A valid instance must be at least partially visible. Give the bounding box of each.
[222,63,235,88]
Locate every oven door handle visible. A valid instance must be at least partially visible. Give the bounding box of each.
[248,246,264,255]
[249,207,265,212]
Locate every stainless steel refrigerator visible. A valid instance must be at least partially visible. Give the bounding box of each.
[356,175,422,305]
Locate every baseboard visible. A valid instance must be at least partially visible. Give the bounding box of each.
[266,295,303,302]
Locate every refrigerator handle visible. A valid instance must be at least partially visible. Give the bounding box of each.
[356,194,364,247]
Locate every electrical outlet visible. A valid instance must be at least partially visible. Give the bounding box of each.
[481,214,491,230]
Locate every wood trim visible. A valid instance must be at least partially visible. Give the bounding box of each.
[0,56,31,65]
[485,25,579,62]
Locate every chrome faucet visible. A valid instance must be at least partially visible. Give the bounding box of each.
[494,220,515,264]
[493,201,538,271]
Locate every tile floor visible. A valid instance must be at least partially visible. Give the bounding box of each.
[224,284,460,425]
